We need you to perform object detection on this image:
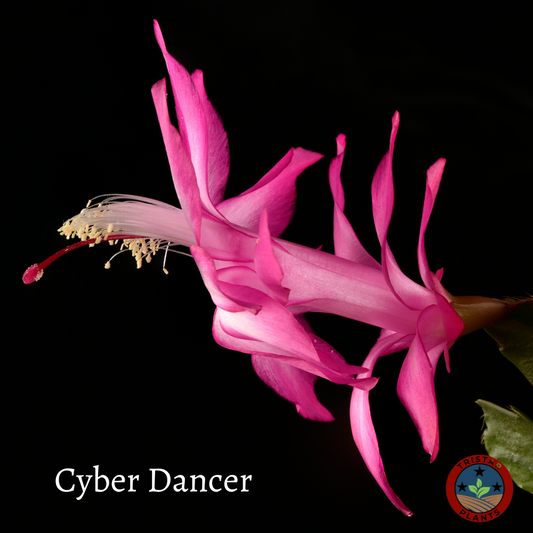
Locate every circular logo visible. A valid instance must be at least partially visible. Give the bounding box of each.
[446,455,513,521]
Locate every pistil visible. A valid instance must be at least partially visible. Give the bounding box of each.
[22,234,147,284]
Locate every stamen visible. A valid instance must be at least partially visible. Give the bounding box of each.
[162,241,170,274]
[23,195,196,284]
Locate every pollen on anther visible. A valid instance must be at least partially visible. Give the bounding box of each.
[105,261,111,269]
[163,268,169,275]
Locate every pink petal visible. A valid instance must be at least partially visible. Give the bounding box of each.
[154,20,217,217]
[215,290,325,364]
[371,112,432,310]
[396,299,462,459]
[371,113,399,246]
[275,245,423,334]
[251,355,334,421]
[191,69,230,206]
[295,314,373,377]
[190,245,261,313]
[397,311,443,461]
[217,147,323,237]
[329,134,381,268]
[350,331,414,516]
[213,310,370,385]
[417,158,446,292]
[254,209,290,305]
[151,78,203,243]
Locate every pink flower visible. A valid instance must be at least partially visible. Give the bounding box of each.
[23,20,507,516]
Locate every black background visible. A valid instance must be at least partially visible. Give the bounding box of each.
[10,2,531,529]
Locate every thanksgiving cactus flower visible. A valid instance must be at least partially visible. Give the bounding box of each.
[23,20,508,516]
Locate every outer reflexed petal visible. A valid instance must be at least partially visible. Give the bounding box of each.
[191,69,230,206]
[213,310,371,385]
[191,245,261,313]
[254,209,290,305]
[217,147,323,237]
[154,20,218,218]
[371,112,433,310]
[252,355,334,421]
[397,308,444,461]
[152,78,203,243]
[350,331,414,516]
[417,158,446,293]
[329,134,380,269]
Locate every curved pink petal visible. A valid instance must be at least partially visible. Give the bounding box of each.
[396,296,463,460]
[254,209,290,305]
[217,147,323,237]
[151,78,203,243]
[417,158,446,292]
[216,290,326,365]
[191,245,261,313]
[397,306,444,461]
[371,112,399,246]
[252,355,334,421]
[329,134,381,269]
[350,331,414,516]
[295,314,373,378]
[371,112,432,310]
[154,20,217,217]
[213,310,371,385]
[191,69,229,206]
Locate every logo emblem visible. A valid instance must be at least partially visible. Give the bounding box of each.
[446,455,513,521]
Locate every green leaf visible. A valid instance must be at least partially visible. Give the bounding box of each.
[484,298,533,385]
[478,486,490,498]
[476,400,533,493]
[468,485,478,495]
[477,478,482,488]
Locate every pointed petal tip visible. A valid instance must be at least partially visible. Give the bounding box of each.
[335,133,346,153]
[153,19,162,40]
[153,19,168,54]
[296,403,334,422]
[151,77,166,95]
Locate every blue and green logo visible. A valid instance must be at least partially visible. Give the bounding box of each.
[446,455,513,521]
